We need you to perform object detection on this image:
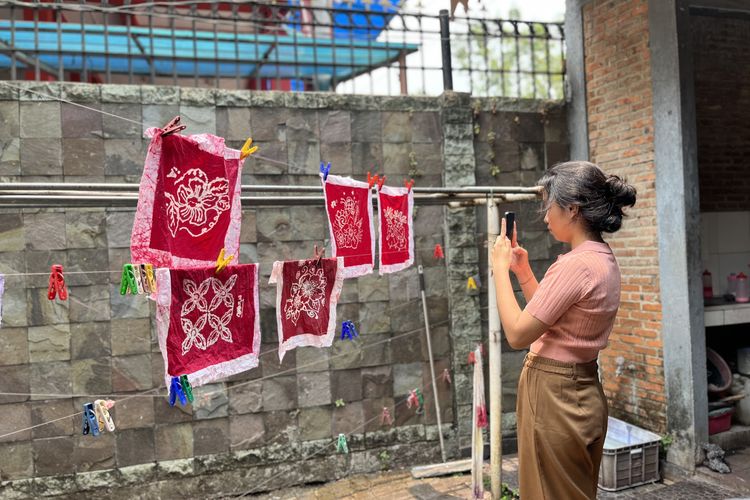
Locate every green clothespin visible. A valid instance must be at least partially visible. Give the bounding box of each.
[336,433,349,454]
[119,264,138,295]
[180,375,194,403]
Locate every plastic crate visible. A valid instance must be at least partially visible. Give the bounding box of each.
[598,416,661,492]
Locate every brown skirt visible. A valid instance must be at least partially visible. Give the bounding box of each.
[516,352,608,500]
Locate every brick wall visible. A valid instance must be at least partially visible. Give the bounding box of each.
[582,0,666,432]
[692,14,750,212]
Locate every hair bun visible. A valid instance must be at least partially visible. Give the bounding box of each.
[605,175,637,209]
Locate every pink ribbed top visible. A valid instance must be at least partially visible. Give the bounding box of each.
[525,240,621,363]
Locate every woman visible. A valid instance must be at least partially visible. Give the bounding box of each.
[491,161,637,499]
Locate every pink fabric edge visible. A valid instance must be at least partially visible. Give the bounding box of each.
[270,257,345,362]
[321,173,375,279]
[155,265,261,389]
[377,185,415,275]
[131,129,243,268]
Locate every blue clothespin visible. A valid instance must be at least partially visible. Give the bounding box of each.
[341,320,359,341]
[320,161,331,181]
[82,402,100,436]
[169,376,187,407]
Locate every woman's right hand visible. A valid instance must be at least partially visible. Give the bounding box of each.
[508,222,531,277]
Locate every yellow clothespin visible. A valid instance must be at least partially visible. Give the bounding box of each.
[143,264,157,293]
[215,248,234,274]
[466,276,478,291]
[240,137,258,160]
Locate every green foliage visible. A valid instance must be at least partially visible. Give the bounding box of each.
[377,450,391,471]
[334,398,345,408]
[660,433,674,459]
[482,476,520,499]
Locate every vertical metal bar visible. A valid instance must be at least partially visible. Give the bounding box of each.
[439,9,452,92]
[103,0,110,83]
[366,7,374,95]
[384,10,391,96]
[212,2,219,88]
[191,3,198,87]
[125,0,133,84]
[233,3,239,89]
[33,0,40,80]
[292,5,301,92]
[544,24,552,99]
[513,21,521,97]
[482,21,490,96]
[330,5,337,93]
[79,0,86,82]
[253,6,261,91]
[499,21,506,97]
[466,17,473,95]
[348,9,355,94]
[488,200,503,500]
[56,1,63,81]
[417,13,425,95]
[9,4,16,80]
[529,23,537,99]
[170,2,177,85]
[148,3,155,84]
[398,51,407,95]
[559,24,566,100]
[274,5,281,91]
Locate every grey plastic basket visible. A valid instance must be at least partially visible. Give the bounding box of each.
[598,416,661,491]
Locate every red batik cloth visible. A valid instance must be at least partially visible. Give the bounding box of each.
[155,264,260,388]
[268,257,344,362]
[322,173,375,278]
[377,184,414,274]
[131,129,244,268]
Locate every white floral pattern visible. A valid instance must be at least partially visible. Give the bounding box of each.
[180,275,237,355]
[165,168,230,238]
[384,206,408,251]
[332,193,363,249]
[284,264,327,325]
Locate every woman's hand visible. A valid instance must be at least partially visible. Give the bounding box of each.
[508,222,530,278]
[492,218,513,274]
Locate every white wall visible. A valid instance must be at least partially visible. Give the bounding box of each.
[701,211,750,296]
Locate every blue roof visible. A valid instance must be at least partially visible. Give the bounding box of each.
[0,20,418,89]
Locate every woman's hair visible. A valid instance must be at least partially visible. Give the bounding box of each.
[537,161,637,234]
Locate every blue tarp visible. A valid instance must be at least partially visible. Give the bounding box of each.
[0,20,417,89]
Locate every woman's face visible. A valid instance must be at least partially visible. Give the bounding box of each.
[543,199,576,243]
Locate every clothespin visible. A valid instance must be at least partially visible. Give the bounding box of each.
[82,403,100,436]
[433,244,444,260]
[468,344,485,364]
[407,388,424,415]
[169,376,188,407]
[404,179,414,192]
[139,264,151,294]
[380,407,394,426]
[179,375,194,404]
[441,368,451,385]
[313,244,325,265]
[377,175,387,190]
[47,264,68,301]
[466,276,478,291]
[132,265,145,295]
[160,116,186,137]
[215,248,234,274]
[367,171,379,189]
[142,264,156,293]
[320,161,331,181]
[240,137,259,160]
[336,433,349,454]
[119,264,138,296]
[340,320,359,341]
[93,399,116,432]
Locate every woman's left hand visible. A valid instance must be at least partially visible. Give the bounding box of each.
[492,217,513,274]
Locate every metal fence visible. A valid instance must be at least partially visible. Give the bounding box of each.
[0,0,565,99]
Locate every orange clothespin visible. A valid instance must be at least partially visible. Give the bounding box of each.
[377,175,387,190]
[367,171,379,189]
[47,264,68,301]
[215,248,234,274]
[433,244,444,259]
[313,244,325,265]
[404,179,414,192]
[240,137,258,160]
[160,116,186,137]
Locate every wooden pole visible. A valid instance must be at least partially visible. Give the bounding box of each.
[488,199,502,498]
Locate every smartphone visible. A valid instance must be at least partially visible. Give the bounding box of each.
[504,211,515,240]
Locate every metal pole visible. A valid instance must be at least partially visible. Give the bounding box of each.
[439,9,453,91]
[487,199,502,499]
[418,264,447,463]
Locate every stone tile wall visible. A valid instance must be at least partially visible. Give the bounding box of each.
[0,82,566,495]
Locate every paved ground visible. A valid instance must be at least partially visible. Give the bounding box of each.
[250,453,746,499]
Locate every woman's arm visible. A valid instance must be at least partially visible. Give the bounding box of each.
[515,269,539,302]
[494,269,548,349]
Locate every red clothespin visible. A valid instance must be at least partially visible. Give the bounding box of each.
[313,244,325,265]
[367,171,379,189]
[377,175,387,190]
[467,345,485,364]
[404,179,414,192]
[433,244,444,259]
[160,116,186,137]
[47,264,68,301]
[380,407,394,426]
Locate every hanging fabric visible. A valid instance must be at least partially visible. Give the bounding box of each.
[321,173,375,278]
[131,129,244,268]
[471,344,487,499]
[269,257,344,361]
[377,183,414,274]
[155,264,260,388]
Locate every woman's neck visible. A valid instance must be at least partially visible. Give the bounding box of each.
[570,232,604,249]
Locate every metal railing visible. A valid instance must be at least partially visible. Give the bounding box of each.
[0,0,565,98]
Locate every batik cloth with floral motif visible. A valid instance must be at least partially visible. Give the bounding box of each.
[269,257,344,361]
[131,129,243,267]
[155,264,260,388]
[321,174,375,278]
[377,184,414,274]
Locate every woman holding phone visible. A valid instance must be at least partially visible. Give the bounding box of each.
[491,161,636,499]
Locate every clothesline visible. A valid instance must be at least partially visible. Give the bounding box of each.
[0,316,449,440]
